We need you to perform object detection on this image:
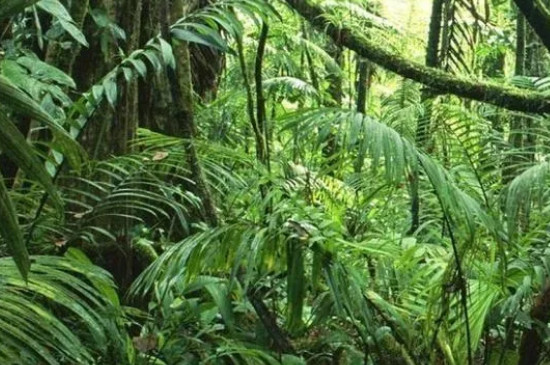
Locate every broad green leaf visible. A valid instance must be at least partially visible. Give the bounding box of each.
[37,0,88,46]
[127,59,147,78]
[0,254,125,363]
[17,56,76,88]
[205,282,235,333]
[171,28,228,52]
[158,38,176,69]
[59,18,89,46]
[0,75,84,169]
[0,75,55,124]
[0,111,63,210]
[102,78,117,107]
[0,171,29,280]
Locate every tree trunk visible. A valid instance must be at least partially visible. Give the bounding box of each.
[409,0,444,235]
[321,41,343,174]
[115,0,142,156]
[504,12,527,186]
[355,58,371,114]
[326,44,343,106]
[255,22,270,167]
[162,0,218,226]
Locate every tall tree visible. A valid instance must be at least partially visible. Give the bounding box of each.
[409,0,444,234]
[161,0,218,226]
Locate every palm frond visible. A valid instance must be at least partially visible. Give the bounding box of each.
[0,249,128,364]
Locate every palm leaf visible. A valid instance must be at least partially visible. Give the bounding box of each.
[0,250,128,364]
[0,75,83,169]
[0,172,29,279]
[0,111,62,210]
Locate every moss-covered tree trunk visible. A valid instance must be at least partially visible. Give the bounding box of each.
[115,0,142,156]
[162,0,218,226]
[326,43,343,106]
[409,0,444,234]
[503,12,527,186]
[355,58,372,114]
[321,41,343,173]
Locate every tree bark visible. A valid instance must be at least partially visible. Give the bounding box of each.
[255,22,270,167]
[162,0,218,226]
[302,23,319,92]
[326,44,343,106]
[236,34,265,164]
[322,41,343,174]
[284,0,550,114]
[426,0,444,68]
[138,0,164,132]
[504,12,527,186]
[355,58,371,114]
[116,0,142,156]
[247,289,296,354]
[516,14,526,77]
[409,0,444,235]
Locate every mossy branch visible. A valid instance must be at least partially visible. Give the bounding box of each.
[284,0,550,114]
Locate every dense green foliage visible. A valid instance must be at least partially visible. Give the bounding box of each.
[2,0,550,364]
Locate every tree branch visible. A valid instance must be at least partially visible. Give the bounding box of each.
[284,0,550,114]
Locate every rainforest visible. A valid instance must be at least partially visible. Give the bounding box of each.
[2,0,550,364]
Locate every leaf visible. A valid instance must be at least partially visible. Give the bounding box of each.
[158,38,176,69]
[0,253,125,363]
[36,0,71,20]
[37,0,88,46]
[0,75,84,169]
[102,77,117,107]
[0,111,63,210]
[127,59,147,78]
[171,28,228,52]
[0,171,29,280]
[17,55,76,88]
[0,75,56,124]
[58,19,89,47]
[205,282,235,333]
